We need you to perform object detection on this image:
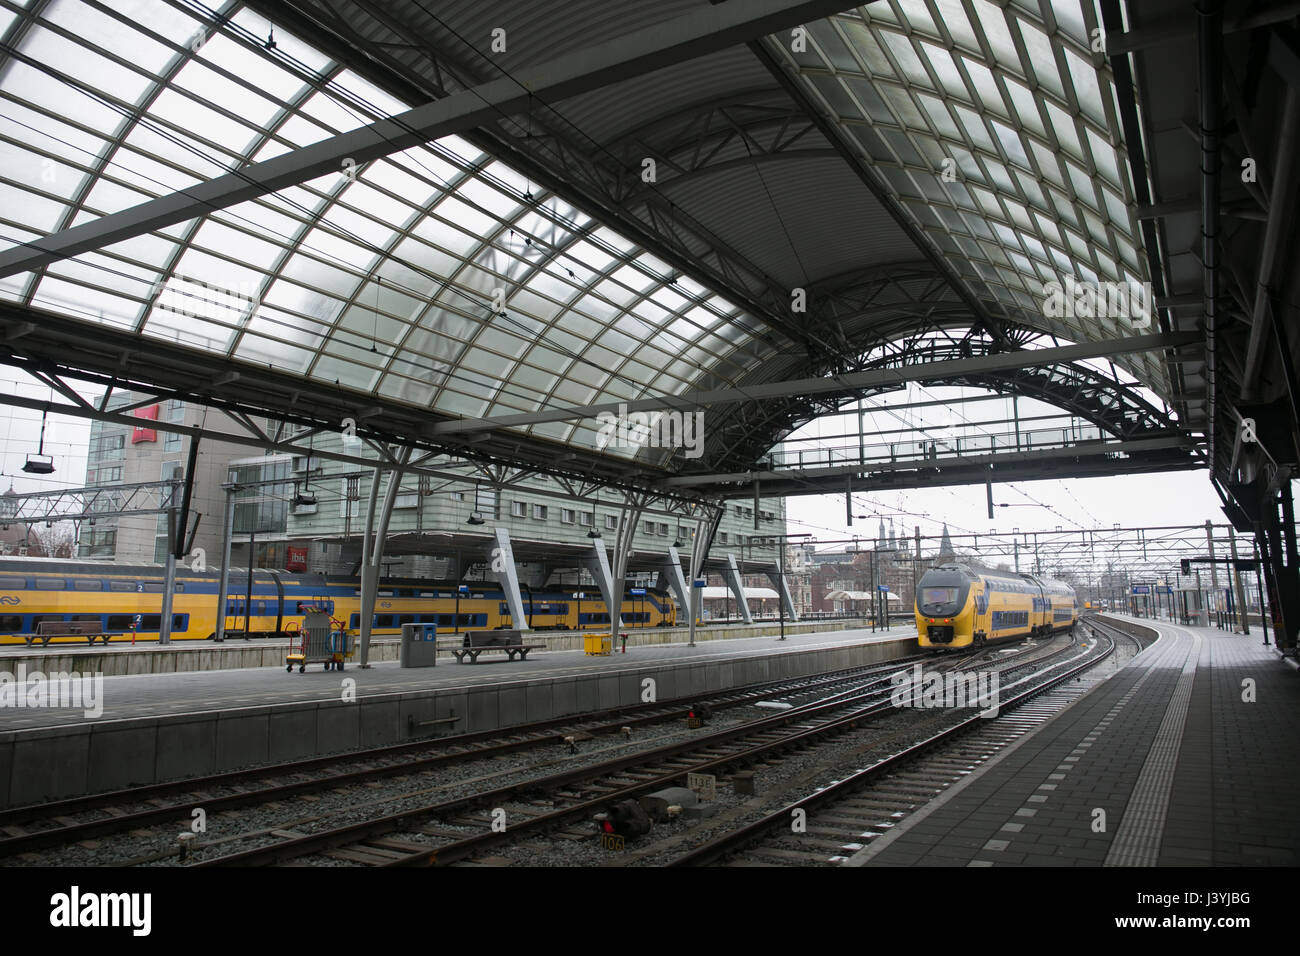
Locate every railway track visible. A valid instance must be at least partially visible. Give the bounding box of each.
[181,637,1072,866]
[0,651,946,861]
[663,622,1134,866]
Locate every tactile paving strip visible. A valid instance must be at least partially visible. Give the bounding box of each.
[1103,627,1202,866]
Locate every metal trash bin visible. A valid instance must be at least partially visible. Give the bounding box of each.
[400,622,439,668]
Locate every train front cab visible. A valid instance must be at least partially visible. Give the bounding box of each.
[916,567,978,650]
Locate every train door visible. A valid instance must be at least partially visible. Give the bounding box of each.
[269,571,285,636]
[974,586,989,641]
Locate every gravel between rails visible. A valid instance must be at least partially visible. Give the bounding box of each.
[10,709,760,867]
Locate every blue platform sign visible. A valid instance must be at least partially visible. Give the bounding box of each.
[1131,585,1150,595]
[692,579,707,588]
[878,585,890,592]
[630,588,646,596]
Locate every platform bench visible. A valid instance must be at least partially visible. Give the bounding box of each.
[444,629,544,663]
[29,620,112,647]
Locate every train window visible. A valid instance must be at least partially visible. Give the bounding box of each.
[109,581,137,592]
[35,578,67,590]
[0,576,26,588]
[107,615,137,630]
[173,615,187,631]
[0,615,21,631]
[142,583,163,593]
[73,579,104,590]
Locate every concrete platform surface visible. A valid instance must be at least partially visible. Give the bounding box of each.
[0,624,914,731]
[848,618,1300,867]
[0,617,877,676]
[0,625,919,807]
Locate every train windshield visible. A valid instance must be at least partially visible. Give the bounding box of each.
[921,587,958,604]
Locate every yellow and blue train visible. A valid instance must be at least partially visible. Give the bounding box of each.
[0,557,676,644]
[915,562,1077,651]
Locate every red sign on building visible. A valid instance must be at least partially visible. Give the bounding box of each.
[287,545,308,572]
[131,404,159,443]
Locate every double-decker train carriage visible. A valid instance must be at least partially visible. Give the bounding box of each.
[0,557,676,644]
[915,562,1078,651]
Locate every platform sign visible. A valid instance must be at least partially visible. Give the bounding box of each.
[692,579,707,588]
[878,585,890,592]
[630,588,646,596]
[1131,585,1150,595]
[686,772,717,801]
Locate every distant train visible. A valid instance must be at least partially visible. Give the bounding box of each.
[0,557,676,644]
[915,562,1078,651]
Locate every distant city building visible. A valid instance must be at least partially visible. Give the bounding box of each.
[77,393,259,564]
[73,408,787,587]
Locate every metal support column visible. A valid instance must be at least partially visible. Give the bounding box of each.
[661,545,690,619]
[358,448,411,668]
[724,552,753,624]
[764,563,798,622]
[159,509,177,644]
[492,527,529,631]
[214,483,236,642]
[604,500,644,652]
[584,538,618,624]
[1229,526,1249,634]
[1205,519,1220,619]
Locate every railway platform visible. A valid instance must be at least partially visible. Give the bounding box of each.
[0,624,917,808]
[0,617,872,676]
[847,617,1299,867]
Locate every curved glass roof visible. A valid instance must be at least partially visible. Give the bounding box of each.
[776,0,1166,395]
[0,0,1167,473]
[0,0,779,461]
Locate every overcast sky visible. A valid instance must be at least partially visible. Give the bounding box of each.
[779,382,1228,568]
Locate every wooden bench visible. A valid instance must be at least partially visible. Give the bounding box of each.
[28,620,112,647]
[443,629,544,664]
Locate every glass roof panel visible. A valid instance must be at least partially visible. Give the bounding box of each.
[0,0,1168,456]
[773,0,1159,395]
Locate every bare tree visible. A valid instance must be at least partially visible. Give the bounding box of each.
[31,522,77,559]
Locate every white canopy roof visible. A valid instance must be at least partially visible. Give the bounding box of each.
[700,586,779,600]
[826,589,902,602]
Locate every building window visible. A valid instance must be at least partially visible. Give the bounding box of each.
[719,532,728,544]
[678,525,690,540]
[450,492,465,501]
[605,515,618,531]
[393,491,419,510]
[579,512,592,527]
[561,509,575,524]
[511,501,527,518]
[642,520,655,535]
[532,504,548,520]
[658,522,669,535]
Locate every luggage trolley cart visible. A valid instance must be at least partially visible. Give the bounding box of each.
[286,609,355,673]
